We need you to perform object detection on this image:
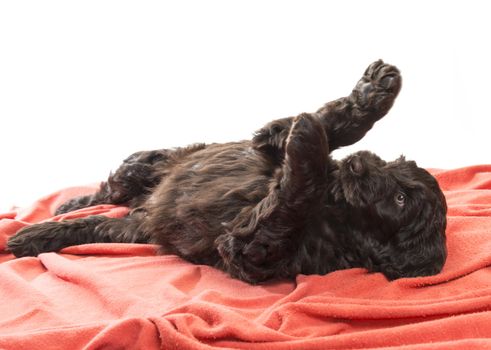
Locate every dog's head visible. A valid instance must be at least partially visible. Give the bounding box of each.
[338,151,447,280]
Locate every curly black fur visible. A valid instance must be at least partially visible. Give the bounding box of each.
[7,60,447,283]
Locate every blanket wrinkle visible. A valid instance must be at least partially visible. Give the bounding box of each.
[0,165,490,349]
[83,318,162,350]
[37,253,158,319]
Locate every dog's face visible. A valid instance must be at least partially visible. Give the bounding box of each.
[338,151,447,280]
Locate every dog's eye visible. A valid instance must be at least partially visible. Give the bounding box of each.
[395,192,406,207]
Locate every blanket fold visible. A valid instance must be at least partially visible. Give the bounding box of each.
[1,166,490,350]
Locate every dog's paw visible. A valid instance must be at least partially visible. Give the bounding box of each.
[215,233,274,283]
[55,197,83,215]
[252,117,293,152]
[7,227,42,257]
[215,231,290,283]
[7,223,63,257]
[286,114,328,154]
[353,60,402,115]
[284,114,329,176]
[216,234,247,266]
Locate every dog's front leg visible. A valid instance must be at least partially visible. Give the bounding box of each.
[252,60,401,155]
[317,60,401,150]
[216,114,329,283]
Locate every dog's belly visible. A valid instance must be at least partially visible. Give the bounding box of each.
[142,141,277,265]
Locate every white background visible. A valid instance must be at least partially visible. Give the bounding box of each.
[0,1,490,211]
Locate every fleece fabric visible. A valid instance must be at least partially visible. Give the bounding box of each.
[0,165,490,350]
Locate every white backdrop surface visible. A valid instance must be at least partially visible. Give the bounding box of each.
[1,1,490,211]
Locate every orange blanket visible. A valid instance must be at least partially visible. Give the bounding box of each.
[1,166,490,350]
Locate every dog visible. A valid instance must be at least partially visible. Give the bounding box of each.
[7,60,447,283]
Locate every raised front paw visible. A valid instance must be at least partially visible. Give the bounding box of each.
[287,114,328,151]
[353,60,402,116]
[285,113,329,175]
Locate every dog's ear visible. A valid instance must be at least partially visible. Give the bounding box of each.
[379,195,447,280]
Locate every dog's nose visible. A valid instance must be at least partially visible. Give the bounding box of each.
[349,155,364,175]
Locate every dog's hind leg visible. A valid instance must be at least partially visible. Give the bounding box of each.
[55,149,171,215]
[55,144,206,215]
[7,209,149,257]
[216,114,329,283]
